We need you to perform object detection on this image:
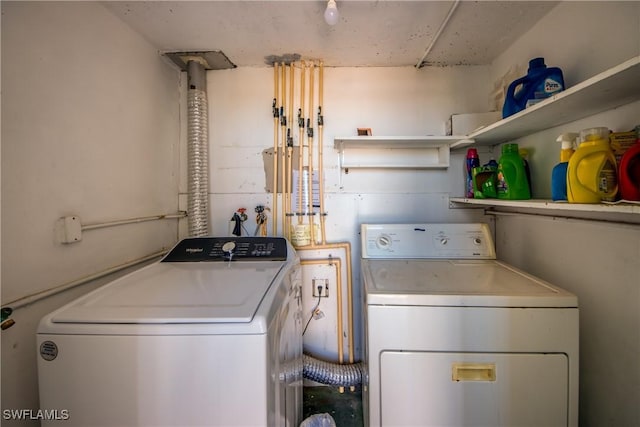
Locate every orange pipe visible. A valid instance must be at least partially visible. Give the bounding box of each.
[272,63,279,236]
[298,62,306,225]
[307,63,316,247]
[280,63,287,237]
[318,62,327,245]
[314,242,354,364]
[299,241,354,364]
[284,64,294,240]
[294,61,355,365]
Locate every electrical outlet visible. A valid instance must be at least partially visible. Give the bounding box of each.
[312,279,329,297]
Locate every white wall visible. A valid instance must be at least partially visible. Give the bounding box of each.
[489,2,640,426]
[1,2,181,423]
[204,65,492,360]
[491,1,640,91]
[2,1,637,426]
[205,65,493,229]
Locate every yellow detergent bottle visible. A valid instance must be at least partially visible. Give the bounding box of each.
[567,127,618,203]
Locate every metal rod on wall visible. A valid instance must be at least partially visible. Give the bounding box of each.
[3,250,167,310]
[82,212,187,231]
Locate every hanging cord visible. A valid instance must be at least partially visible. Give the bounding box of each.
[303,285,323,335]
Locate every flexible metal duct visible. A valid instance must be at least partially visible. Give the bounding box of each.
[186,59,209,237]
[164,51,234,237]
[303,354,363,387]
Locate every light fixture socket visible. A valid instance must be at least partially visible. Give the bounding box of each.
[324,0,339,25]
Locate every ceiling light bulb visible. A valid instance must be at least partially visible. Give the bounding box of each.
[324,0,339,25]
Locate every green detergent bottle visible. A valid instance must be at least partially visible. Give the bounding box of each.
[497,143,531,200]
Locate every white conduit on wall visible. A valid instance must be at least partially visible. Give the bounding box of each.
[3,250,167,310]
[415,0,460,68]
[82,212,187,231]
[186,59,210,237]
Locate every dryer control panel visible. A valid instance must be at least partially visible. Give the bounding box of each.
[162,237,289,262]
[361,223,496,259]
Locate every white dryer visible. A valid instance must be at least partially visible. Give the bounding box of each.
[37,237,303,427]
[361,224,579,427]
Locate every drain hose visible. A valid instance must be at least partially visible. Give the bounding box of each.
[303,354,363,387]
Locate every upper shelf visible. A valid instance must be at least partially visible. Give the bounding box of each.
[333,135,471,149]
[332,57,640,169]
[333,135,471,169]
[451,55,640,149]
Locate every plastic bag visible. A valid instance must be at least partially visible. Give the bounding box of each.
[299,413,337,427]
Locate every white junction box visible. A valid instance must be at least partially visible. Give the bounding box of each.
[55,215,82,244]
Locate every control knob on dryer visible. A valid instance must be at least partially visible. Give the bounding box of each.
[375,234,392,250]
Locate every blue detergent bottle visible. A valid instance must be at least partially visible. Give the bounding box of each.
[502,58,565,118]
[551,132,578,201]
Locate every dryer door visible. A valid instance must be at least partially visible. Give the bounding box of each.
[380,351,569,426]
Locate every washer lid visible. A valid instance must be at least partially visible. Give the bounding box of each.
[50,261,286,324]
[362,259,577,308]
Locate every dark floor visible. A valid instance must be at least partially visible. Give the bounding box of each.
[303,386,364,427]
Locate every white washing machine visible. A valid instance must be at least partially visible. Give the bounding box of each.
[361,224,579,427]
[37,236,303,427]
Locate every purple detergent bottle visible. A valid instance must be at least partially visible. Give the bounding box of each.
[466,148,480,198]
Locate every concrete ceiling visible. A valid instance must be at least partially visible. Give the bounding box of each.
[102,1,559,68]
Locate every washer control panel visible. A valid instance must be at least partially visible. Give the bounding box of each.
[162,237,288,262]
[361,223,495,259]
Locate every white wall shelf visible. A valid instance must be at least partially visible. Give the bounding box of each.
[451,55,640,149]
[449,197,640,216]
[333,135,472,169]
[448,57,640,222]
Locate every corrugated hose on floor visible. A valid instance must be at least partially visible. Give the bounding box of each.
[303,354,363,387]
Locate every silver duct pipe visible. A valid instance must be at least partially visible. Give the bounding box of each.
[164,51,235,237]
[303,354,363,387]
[186,59,209,237]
